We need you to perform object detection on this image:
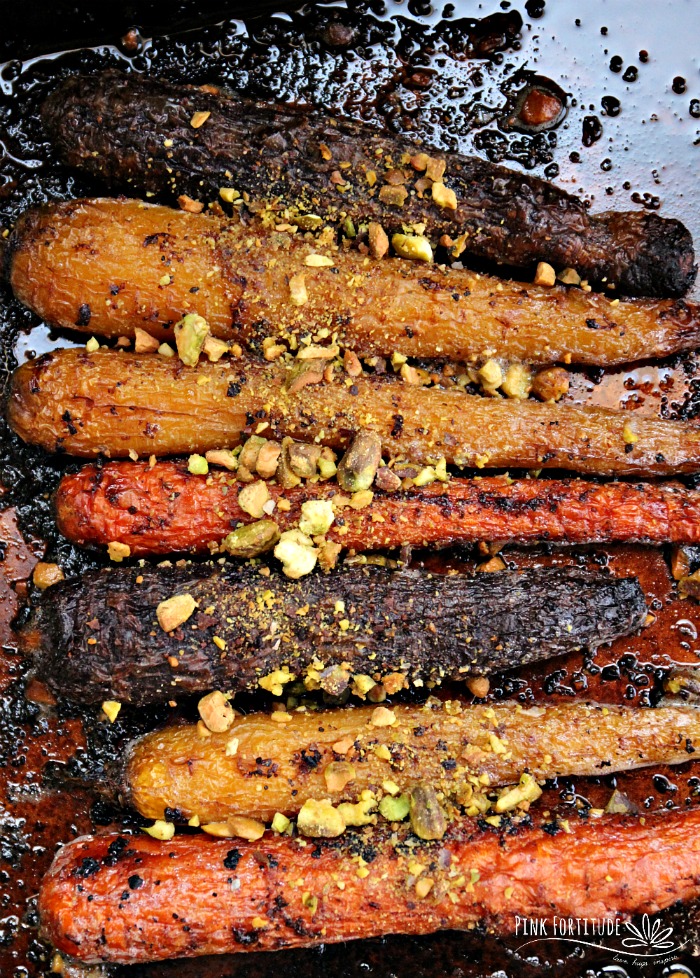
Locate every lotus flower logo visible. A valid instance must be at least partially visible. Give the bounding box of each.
[621,914,675,952]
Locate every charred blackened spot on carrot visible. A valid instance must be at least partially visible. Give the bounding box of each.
[223,848,241,870]
[144,423,159,437]
[227,382,241,397]
[298,746,323,771]
[233,928,260,946]
[189,286,200,293]
[72,857,100,878]
[128,874,145,890]
[405,326,414,338]
[29,377,40,394]
[391,414,404,437]
[62,410,77,436]
[109,284,123,295]
[143,232,170,247]
[75,303,91,327]
[103,837,131,866]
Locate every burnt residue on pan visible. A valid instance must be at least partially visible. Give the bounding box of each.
[2,2,700,976]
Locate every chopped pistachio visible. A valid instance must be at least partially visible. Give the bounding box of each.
[205,449,238,471]
[274,529,318,579]
[271,812,291,834]
[85,336,100,353]
[219,187,239,203]
[337,430,382,491]
[143,820,175,841]
[256,441,282,479]
[288,442,322,478]
[188,814,201,827]
[532,366,570,402]
[198,690,235,733]
[297,798,346,838]
[324,761,356,792]
[304,253,335,268]
[379,185,408,207]
[158,342,175,357]
[297,343,340,360]
[501,363,533,400]
[238,480,270,519]
[337,797,376,827]
[223,520,280,558]
[317,446,338,480]
[379,794,410,822]
[622,421,639,445]
[605,789,637,815]
[534,262,557,287]
[557,267,581,286]
[174,313,209,366]
[156,593,196,632]
[190,110,211,129]
[203,335,230,362]
[317,540,342,573]
[289,272,308,306]
[32,562,64,590]
[409,784,447,841]
[227,815,265,841]
[430,182,457,210]
[285,358,325,394]
[495,772,543,813]
[258,667,295,696]
[392,233,433,262]
[101,700,121,723]
[425,157,446,182]
[478,359,503,390]
[107,541,131,563]
[299,499,335,536]
[368,221,390,259]
[466,676,490,698]
[277,438,303,488]
[375,466,402,492]
[370,706,396,727]
[133,327,161,354]
[188,454,209,475]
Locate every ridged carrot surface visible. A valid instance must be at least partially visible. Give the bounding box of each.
[39,809,700,963]
[127,700,700,823]
[9,198,700,364]
[10,349,700,476]
[56,461,700,555]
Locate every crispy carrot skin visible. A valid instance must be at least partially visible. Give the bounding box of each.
[127,700,700,823]
[10,349,700,477]
[9,198,700,365]
[24,564,645,706]
[56,461,700,556]
[39,810,700,962]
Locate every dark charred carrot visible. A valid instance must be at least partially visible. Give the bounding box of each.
[9,348,700,477]
[39,809,700,962]
[8,198,700,365]
[23,563,646,706]
[56,461,700,556]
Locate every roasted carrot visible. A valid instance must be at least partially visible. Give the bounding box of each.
[39,809,700,962]
[23,563,646,706]
[56,461,700,556]
[9,348,700,476]
[127,700,700,824]
[9,198,700,365]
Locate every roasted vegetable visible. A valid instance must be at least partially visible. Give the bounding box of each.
[56,461,700,556]
[42,70,696,298]
[39,809,700,962]
[10,348,700,477]
[127,699,700,824]
[21,563,646,706]
[8,198,700,364]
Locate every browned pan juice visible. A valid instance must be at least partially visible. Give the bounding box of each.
[2,1,700,976]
